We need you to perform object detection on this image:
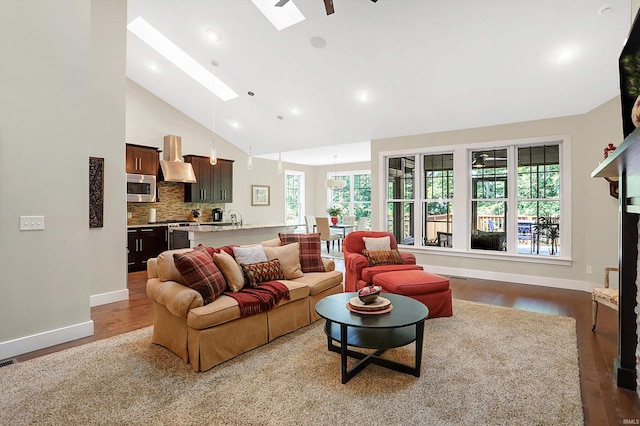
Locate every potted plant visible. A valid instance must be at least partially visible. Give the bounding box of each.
[326,206,343,225]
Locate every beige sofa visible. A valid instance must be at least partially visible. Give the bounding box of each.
[146,247,343,372]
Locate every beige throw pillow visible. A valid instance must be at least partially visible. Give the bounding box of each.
[261,237,281,247]
[213,251,245,292]
[363,236,391,251]
[264,242,303,280]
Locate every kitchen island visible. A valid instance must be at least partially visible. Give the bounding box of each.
[169,223,301,249]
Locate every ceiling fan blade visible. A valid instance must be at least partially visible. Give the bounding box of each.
[274,0,289,6]
[324,0,335,15]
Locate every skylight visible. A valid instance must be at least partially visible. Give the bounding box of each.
[127,17,238,101]
[251,0,305,31]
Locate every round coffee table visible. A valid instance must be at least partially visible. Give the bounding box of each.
[315,292,429,384]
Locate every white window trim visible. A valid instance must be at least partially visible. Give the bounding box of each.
[285,170,305,225]
[379,134,572,265]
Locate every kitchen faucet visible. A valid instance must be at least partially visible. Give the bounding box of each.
[226,209,243,226]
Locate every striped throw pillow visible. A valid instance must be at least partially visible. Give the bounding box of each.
[362,249,404,266]
[241,259,286,287]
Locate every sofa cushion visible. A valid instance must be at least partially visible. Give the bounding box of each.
[278,233,325,273]
[362,249,403,266]
[187,294,241,329]
[213,251,245,292]
[173,247,227,305]
[291,270,343,296]
[233,244,267,265]
[278,280,310,302]
[156,248,193,284]
[363,236,391,251]
[263,243,304,279]
[241,259,286,287]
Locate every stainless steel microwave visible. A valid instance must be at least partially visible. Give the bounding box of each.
[126,173,156,202]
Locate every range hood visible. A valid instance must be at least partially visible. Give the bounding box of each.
[159,135,197,183]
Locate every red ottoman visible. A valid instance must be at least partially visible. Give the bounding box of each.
[373,270,453,318]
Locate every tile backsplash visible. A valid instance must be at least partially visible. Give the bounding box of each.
[127,182,224,225]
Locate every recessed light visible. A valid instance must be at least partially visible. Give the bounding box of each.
[128,17,238,101]
[205,29,221,42]
[557,48,576,62]
[310,36,327,49]
[149,63,160,72]
[228,120,241,129]
[289,106,301,115]
[357,91,370,102]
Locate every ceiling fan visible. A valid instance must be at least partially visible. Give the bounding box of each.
[472,153,507,166]
[275,0,378,16]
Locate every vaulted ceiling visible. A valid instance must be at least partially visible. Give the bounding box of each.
[126,0,632,165]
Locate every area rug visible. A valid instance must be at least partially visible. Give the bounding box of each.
[0,299,583,425]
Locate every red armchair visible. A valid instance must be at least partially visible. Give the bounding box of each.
[342,231,423,292]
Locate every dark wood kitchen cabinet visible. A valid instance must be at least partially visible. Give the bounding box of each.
[126,144,160,176]
[213,159,234,203]
[127,226,168,272]
[183,155,234,203]
[183,155,212,202]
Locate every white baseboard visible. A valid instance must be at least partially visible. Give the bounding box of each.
[90,289,129,307]
[421,264,594,293]
[0,320,94,361]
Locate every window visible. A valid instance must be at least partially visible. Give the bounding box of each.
[423,153,453,247]
[285,171,304,226]
[471,149,507,252]
[327,171,371,225]
[383,136,568,259]
[517,145,560,256]
[387,156,415,245]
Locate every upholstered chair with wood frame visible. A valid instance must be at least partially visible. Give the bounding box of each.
[592,266,619,331]
[315,217,342,253]
[342,231,423,292]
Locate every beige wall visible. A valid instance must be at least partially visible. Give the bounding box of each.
[0,0,127,358]
[371,97,622,291]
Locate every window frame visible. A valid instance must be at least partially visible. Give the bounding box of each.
[284,170,305,226]
[379,134,572,265]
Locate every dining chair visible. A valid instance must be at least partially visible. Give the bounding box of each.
[343,215,356,225]
[304,215,316,234]
[356,217,368,230]
[315,217,342,252]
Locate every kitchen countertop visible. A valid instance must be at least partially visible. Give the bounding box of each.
[171,223,298,232]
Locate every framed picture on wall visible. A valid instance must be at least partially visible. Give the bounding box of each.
[251,185,270,206]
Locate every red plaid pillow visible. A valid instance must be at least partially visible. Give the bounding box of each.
[278,233,325,273]
[241,259,286,287]
[173,247,227,304]
[362,249,404,266]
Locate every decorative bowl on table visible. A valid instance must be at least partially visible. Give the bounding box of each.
[358,285,382,304]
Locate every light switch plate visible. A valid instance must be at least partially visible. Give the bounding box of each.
[20,216,45,231]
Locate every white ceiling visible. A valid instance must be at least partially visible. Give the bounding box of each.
[126,0,632,166]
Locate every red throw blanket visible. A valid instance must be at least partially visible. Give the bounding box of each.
[225,281,290,317]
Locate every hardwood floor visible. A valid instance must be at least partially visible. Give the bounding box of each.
[14,260,640,425]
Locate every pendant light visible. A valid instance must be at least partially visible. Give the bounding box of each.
[209,60,218,166]
[247,91,254,170]
[326,155,346,189]
[277,115,283,174]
